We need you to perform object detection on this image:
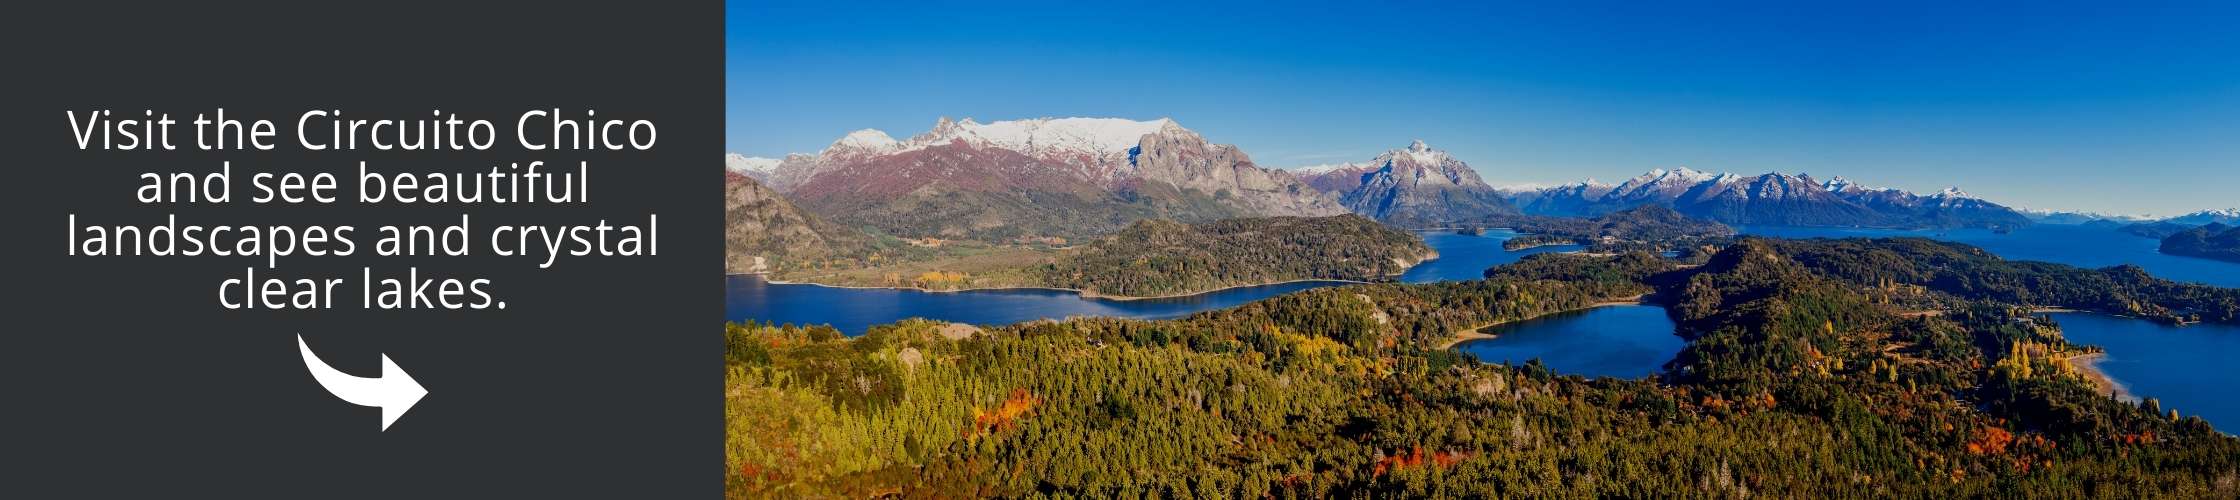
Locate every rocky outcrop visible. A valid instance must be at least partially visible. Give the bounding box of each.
[723,172,872,274]
[1129,123,1347,219]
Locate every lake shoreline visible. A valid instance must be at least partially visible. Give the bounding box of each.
[2064,352,2135,402]
[734,250,1440,303]
[1439,295,1651,349]
[1501,239,1575,251]
[734,272,1381,302]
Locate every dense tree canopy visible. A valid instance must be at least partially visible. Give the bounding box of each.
[1483,205,1734,253]
[1039,214,1433,297]
[725,238,2240,497]
[2161,223,2240,264]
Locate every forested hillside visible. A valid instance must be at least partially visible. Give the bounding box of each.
[1483,204,1733,252]
[2161,223,2240,263]
[724,239,2240,497]
[758,215,1433,298]
[1038,215,1434,297]
[1751,237,2240,324]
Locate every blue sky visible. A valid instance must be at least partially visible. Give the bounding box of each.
[728,1,2240,217]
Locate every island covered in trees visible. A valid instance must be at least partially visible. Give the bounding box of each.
[724,237,2240,497]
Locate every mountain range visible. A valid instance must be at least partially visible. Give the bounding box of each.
[1504,168,2031,229]
[727,116,2240,239]
[728,117,1343,240]
[2160,208,2240,226]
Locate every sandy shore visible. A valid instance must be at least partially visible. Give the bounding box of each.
[2065,352,2135,402]
[1439,295,1650,349]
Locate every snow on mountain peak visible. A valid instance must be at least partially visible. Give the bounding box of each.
[1293,163,1356,175]
[1670,167,1717,183]
[1934,186,1973,199]
[1492,182,1554,193]
[1818,175,1892,193]
[1394,140,1446,165]
[1627,167,1720,187]
[952,117,1177,155]
[806,117,1187,159]
[830,129,900,151]
[724,153,780,174]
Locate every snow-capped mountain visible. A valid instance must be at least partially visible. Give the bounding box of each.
[1293,140,1519,226]
[896,117,1182,183]
[1605,167,1728,206]
[2014,208,2152,225]
[735,117,1344,240]
[1819,176,1869,194]
[1511,169,2031,229]
[724,153,781,182]
[2161,208,2240,226]
[1291,162,1380,193]
[1291,163,1353,175]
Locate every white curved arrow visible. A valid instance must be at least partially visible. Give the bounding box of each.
[296,334,428,431]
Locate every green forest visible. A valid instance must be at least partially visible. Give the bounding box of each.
[1487,205,1734,254]
[2160,223,2240,264]
[1038,215,1434,298]
[725,238,2240,497]
[753,214,1435,298]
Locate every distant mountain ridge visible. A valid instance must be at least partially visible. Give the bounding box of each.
[731,117,1345,241]
[731,119,2130,234]
[2017,208,2154,225]
[2161,208,2240,226]
[1509,168,2030,229]
[1290,140,1519,227]
[724,153,780,183]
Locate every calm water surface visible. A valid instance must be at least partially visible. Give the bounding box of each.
[1400,229,1580,283]
[2051,312,2240,430]
[1453,305,1683,378]
[731,224,2235,343]
[726,230,1576,334]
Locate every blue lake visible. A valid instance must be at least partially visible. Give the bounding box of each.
[725,229,1577,334]
[1400,229,1581,283]
[1453,305,1684,379]
[729,222,2236,385]
[2051,312,2240,430]
[1736,224,2240,288]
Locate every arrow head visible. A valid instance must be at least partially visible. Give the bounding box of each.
[379,354,428,431]
[297,334,429,432]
